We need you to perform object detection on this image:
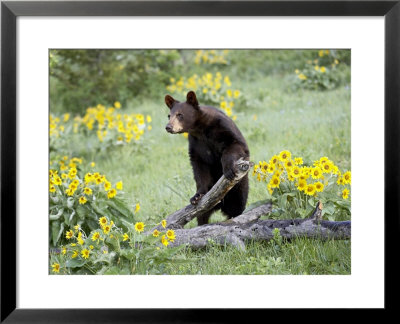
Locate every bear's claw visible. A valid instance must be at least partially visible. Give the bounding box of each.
[190,193,204,205]
[223,168,236,181]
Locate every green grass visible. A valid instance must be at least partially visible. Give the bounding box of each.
[53,72,351,275]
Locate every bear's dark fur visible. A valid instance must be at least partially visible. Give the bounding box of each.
[164,91,250,225]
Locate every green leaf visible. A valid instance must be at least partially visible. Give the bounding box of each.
[92,251,116,265]
[76,205,89,220]
[65,257,87,268]
[66,197,75,209]
[107,198,133,218]
[322,203,336,216]
[120,249,136,261]
[51,221,61,246]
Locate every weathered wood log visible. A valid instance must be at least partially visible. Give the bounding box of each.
[149,159,351,250]
[152,158,254,231]
[167,202,351,250]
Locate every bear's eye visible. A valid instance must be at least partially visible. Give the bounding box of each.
[167,114,170,119]
[177,113,183,120]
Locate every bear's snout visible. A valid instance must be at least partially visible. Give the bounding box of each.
[165,124,173,133]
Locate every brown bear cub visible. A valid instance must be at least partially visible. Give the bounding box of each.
[164,91,250,225]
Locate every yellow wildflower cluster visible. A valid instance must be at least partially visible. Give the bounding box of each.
[49,113,71,138]
[133,219,175,247]
[98,216,115,235]
[253,150,351,199]
[63,224,93,260]
[166,72,241,119]
[76,102,152,143]
[294,50,342,90]
[49,157,122,200]
[194,50,229,65]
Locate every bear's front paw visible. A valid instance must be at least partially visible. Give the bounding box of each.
[190,193,204,205]
[223,167,236,181]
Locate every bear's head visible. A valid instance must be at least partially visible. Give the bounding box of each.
[164,91,200,134]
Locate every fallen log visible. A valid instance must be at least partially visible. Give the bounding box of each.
[167,202,351,250]
[150,159,351,250]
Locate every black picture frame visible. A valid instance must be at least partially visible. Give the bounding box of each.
[1,0,399,322]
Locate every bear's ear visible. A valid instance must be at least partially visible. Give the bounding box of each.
[186,91,199,108]
[165,95,178,109]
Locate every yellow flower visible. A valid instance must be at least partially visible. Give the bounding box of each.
[267,164,275,174]
[161,219,167,228]
[294,157,303,165]
[134,222,145,233]
[305,184,316,196]
[89,245,94,250]
[284,160,294,170]
[84,173,93,184]
[90,162,96,167]
[279,150,291,161]
[81,249,90,259]
[298,73,307,80]
[315,182,324,192]
[166,229,176,242]
[161,235,169,247]
[123,233,129,241]
[99,216,108,227]
[49,185,56,193]
[311,167,323,179]
[103,224,111,235]
[116,181,123,190]
[343,171,351,185]
[62,247,67,255]
[337,176,345,185]
[260,161,269,173]
[65,230,74,239]
[107,188,117,199]
[104,181,112,191]
[71,250,78,258]
[77,232,85,245]
[233,90,240,98]
[342,188,350,199]
[320,66,326,73]
[153,229,160,237]
[318,50,324,57]
[297,180,307,192]
[53,176,62,186]
[291,166,301,178]
[79,196,87,205]
[51,263,60,273]
[321,161,333,173]
[270,176,280,188]
[92,232,100,242]
[135,203,140,214]
[224,76,231,87]
[83,187,92,195]
[114,101,121,109]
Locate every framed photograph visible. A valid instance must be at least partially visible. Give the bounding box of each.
[1,0,398,321]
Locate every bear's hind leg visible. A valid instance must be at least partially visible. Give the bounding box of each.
[197,211,213,226]
[220,176,249,218]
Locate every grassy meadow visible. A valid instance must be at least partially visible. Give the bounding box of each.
[49,50,351,275]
